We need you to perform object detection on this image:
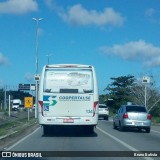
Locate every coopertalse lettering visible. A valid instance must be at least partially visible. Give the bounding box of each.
[59,96,91,101]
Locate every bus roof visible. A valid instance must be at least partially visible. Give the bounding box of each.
[44,64,93,69]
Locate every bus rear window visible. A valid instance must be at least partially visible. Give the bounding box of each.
[43,69,94,93]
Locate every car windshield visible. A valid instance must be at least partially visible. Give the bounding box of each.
[13,103,19,105]
[126,106,147,113]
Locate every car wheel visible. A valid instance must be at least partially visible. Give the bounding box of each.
[104,116,108,120]
[146,128,150,133]
[119,122,125,132]
[113,122,117,129]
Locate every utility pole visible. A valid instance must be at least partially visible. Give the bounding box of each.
[46,54,52,64]
[32,18,44,118]
[142,76,150,108]
[4,85,7,110]
[9,95,11,117]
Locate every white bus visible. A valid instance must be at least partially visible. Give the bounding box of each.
[38,64,99,135]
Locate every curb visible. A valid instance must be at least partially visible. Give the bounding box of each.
[0,131,18,140]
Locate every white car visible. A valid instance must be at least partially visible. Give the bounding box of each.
[98,104,109,120]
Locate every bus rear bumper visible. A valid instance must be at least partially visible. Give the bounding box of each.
[38,114,98,126]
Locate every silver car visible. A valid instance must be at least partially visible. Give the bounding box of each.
[113,105,151,133]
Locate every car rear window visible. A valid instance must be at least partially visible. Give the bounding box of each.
[126,106,147,112]
[99,105,107,108]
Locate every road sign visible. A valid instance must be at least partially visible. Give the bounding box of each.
[142,76,150,84]
[34,74,40,81]
[24,97,33,108]
[19,84,30,90]
[30,84,36,91]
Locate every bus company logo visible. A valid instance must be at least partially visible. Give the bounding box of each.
[43,96,57,107]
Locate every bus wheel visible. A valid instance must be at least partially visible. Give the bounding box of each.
[86,126,94,134]
[43,125,48,136]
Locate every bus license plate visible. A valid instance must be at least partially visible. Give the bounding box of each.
[63,118,74,123]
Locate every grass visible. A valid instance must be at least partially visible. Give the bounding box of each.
[0,121,18,136]
[0,121,18,128]
[152,117,160,124]
[0,128,7,136]
[0,117,37,137]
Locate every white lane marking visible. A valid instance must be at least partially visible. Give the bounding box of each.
[97,127,154,160]
[5,127,40,150]
[151,130,160,134]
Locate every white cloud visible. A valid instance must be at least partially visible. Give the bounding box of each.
[100,40,160,67]
[145,8,160,24]
[24,72,34,82]
[145,8,156,17]
[0,80,4,87]
[0,0,38,14]
[0,53,9,65]
[45,0,53,9]
[45,0,61,11]
[55,4,125,27]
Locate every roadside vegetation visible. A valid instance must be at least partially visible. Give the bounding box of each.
[0,121,18,136]
[151,117,160,124]
[100,75,160,123]
[0,110,38,150]
[0,110,38,138]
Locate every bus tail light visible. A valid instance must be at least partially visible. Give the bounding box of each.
[93,101,98,117]
[39,101,43,116]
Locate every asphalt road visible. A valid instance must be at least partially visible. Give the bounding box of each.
[1,118,160,160]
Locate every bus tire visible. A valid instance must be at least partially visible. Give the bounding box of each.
[86,126,94,134]
[43,125,48,135]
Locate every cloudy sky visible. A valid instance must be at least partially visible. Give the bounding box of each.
[0,0,160,93]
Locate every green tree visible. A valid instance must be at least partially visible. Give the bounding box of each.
[0,89,34,110]
[104,75,135,110]
[8,90,33,101]
[129,79,160,115]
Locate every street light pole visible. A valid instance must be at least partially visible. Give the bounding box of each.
[32,18,43,118]
[142,76,150,108]
[32,18,43,74]
[46,54,52,65]
[4,85,7,110]
[144,84,147,107]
